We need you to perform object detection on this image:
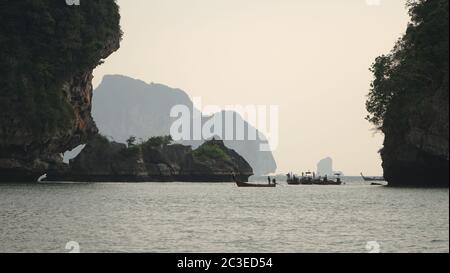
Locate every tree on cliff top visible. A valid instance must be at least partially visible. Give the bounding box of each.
[366,0,449,131]
[141,136,173,148]
[126,136,137,147]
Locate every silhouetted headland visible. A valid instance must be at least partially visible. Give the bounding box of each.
[47,135,253,183]
[366,0,449,187]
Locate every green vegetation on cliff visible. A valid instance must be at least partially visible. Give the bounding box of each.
[0,0,122,135]
[193,141,231,162]
[366,0,449,131]
[121,135,174,157]
[141,136,174,148]
[121,136,230,163]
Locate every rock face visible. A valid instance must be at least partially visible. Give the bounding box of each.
[366,0,449,187]
[381,86,449,187]
[90,75,277,175]
[49,135,253,182]
[0,1,121,182]
[380,2,449,187]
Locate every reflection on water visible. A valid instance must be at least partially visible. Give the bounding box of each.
[0,181,448,253]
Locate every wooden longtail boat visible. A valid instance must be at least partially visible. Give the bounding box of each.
[361,173,385,182]
[236,181,276,188]
[287,172,343,185]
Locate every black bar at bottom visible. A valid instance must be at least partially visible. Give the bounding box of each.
[0,253,447,272]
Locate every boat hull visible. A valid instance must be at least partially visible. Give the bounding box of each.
[287,179,301,185]
[236,181,276,188]
[299,179,342,185]
[361,173,385,182]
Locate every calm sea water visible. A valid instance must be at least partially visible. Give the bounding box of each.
[0,180,448,253]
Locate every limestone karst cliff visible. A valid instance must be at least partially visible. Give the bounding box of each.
[366,0,449,187]
[0,1,122,181]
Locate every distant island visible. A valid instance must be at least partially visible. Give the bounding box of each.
[365,0,449,187]
[89,75,277,176]
[49,135,253,183]
[316,157,343,177]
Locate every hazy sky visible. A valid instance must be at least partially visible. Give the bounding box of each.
[93,0,410,175]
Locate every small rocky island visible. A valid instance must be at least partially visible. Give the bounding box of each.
[47,136,253,182]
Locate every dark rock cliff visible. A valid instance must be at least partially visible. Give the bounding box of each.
[366,0,449,187]
[381,78,449,187]
[48,135,253,182]
[0,1,121,182]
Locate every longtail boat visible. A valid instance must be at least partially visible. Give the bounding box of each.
[236,181,276,188]
[361,173,385,182]
[287,172,343,185]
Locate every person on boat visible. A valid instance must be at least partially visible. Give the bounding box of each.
[272,179,277,184]
[324,175,328,182]
[232,172,237,182]
[268,176,271,185]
